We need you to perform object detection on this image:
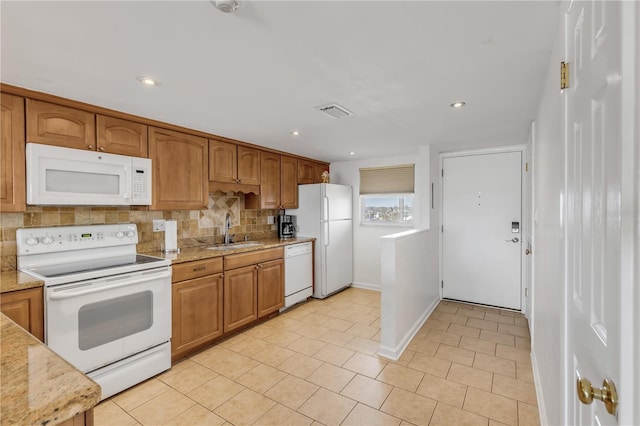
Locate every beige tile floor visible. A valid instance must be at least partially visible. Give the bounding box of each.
[95,288,540,426]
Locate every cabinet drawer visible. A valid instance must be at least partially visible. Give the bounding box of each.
[172,258,223,282]
[224,247,284,270]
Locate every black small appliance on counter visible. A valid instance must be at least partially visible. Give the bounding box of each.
[278,214,296,239]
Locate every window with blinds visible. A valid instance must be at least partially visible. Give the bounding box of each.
[359,164,414,226]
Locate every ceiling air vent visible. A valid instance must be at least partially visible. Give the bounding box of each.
[315,103,354,119]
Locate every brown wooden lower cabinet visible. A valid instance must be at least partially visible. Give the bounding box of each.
[170,248,285,360]
[171,258,224,360]
[0,287,44,341]
[257,259,284,318]
[223,247,284,333]
[172,273,224,360]
[223,265,258,333]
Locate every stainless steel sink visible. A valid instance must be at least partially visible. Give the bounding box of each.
[206,242,265,250]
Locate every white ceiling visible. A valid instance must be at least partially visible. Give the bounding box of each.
[1,1,559,163]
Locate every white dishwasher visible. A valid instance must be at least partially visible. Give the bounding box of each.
[283,242,313,309]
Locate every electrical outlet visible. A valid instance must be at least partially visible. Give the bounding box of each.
[153,219,165,232]
[267,216,274,225]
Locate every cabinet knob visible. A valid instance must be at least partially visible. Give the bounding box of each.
[87,145,94,150]
[98,146,105,152]
[193,266,207,272]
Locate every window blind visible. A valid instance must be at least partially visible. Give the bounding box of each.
[359,164,415,194]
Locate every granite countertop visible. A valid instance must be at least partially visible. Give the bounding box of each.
[0,270,44,293]
[0,313,101,425]
[144,236,316,264]
[0,237,315,292]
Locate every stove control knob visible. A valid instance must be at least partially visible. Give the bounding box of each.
[26,237,38,246]
[126,230,136,238]
[40,236,54,245]
[116,231,125,239]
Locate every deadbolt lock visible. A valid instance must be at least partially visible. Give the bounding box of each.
[577,377,618,416]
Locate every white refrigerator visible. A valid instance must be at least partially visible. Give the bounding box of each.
[287,184,353,299]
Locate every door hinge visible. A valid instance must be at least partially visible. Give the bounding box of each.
[561,61,570,89]
[525,162,529,172]
[441,168,444,177]
[525,288,529,297]
[441,280,444,288]
[441,225,444,232]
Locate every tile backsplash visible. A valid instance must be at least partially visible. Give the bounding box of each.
[0,192,279,271]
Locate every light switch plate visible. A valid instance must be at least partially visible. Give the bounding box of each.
[267,216,274,224]
[153,219,165,232]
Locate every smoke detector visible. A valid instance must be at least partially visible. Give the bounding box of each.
[212,0,240,13]
[315,103,354,119]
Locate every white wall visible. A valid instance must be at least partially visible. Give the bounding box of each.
[331,148,434,290]
[378,229,440,360]
[530,24,564,426]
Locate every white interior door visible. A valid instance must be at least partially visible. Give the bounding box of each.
[442,151,522,310]
[565,1,629,424]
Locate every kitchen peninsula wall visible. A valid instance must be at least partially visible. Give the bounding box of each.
[0,193,279,271]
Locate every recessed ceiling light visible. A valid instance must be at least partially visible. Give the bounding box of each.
[139,77,157,86]
[349,151,356,156]
[291,131,300,136]
[450,101,466,108]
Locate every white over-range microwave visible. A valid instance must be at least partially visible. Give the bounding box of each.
[26,143,152,206]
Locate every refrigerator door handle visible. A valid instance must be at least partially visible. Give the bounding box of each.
[323,196,329,222]
[324,221,330,246]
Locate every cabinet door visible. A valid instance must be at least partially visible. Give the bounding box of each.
[1,93,25,212]
[0,287,44,341]
[172,274,223,359]
[257,259,284,318]
[237,146,261,185]
[149,127,208,210]
[297,159,315,184]
[223,265,257,333]
[96,115,148,157]
[26,99,95,150]
[209,139,237,183]
[281,155,298,209]
[315,163,329,183]
[260,152,281,209]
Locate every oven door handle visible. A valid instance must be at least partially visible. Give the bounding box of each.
[48,270,170,300]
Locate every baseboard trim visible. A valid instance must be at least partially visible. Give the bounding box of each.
[377,297,439,361]
[530,349,548,426]
[351,282,381,292]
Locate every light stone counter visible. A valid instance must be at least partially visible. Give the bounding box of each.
[145,236,316,264]
[0,314,101,426]
[0,270,43,294]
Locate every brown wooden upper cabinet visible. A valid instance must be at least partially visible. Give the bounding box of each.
[298,159,330,184]
[96,115,148,157]
[315,162,330,183]
[257,153,299,209]
[298,159,315,184]
[149,127,208,210]
[281,155,298,209]
[26,99,96,150]
[209,139,260,185]
[260,152,281,209]
[1,93,26,212]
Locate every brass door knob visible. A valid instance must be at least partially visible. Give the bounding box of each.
[577,377,618,415]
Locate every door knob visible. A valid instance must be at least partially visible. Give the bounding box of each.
[506,237,519,243]
[525,248,531,255]
[577,377,618,415]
